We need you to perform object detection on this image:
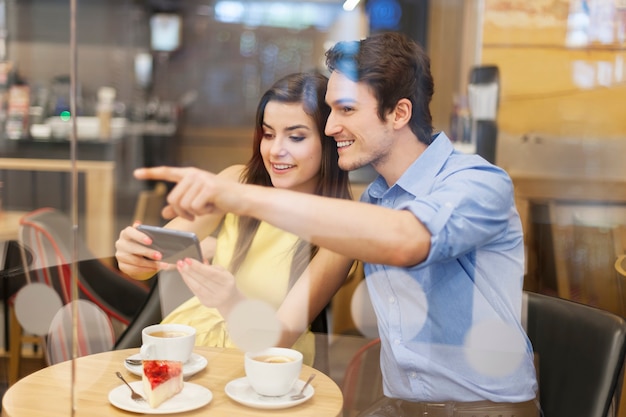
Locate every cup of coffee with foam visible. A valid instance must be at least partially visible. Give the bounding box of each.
[140,323,196,362]
[244,347,303,396]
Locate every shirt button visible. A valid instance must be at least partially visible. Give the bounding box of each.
[389,296,396,304]
[394,339,401,345]
[408,371,418,379]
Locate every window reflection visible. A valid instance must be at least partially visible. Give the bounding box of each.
[2,0,626,415]
[214,1,343,30]
[567,0,626,48]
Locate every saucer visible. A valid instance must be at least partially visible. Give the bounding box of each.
[124,353,208,378]
[109,381,212,414]
[224,377,314,410]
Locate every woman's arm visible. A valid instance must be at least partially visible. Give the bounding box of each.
[175,248,354,348]
[275,248,354,347]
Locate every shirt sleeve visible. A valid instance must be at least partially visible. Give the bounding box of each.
[397,166,517,265]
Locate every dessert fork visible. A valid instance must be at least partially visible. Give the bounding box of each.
[116,371,146,402]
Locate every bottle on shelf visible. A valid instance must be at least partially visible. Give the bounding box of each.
[97,86,116,140]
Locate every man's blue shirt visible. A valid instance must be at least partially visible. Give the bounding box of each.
[361,132,538,402]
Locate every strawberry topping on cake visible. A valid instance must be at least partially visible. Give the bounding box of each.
[142,360,183,408]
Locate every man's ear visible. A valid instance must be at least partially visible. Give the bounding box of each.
[392,98,412,128]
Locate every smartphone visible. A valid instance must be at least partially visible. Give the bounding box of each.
[137,224,203,264]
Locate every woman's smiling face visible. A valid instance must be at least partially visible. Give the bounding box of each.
[260,101,323,194]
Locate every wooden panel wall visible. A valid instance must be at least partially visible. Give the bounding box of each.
[482,0,626,138]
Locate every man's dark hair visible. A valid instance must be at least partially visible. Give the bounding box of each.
[325,31,435,145]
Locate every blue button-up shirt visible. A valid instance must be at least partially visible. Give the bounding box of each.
[362,133,538,402]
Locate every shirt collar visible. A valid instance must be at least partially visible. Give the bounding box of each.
[368,132,453,198]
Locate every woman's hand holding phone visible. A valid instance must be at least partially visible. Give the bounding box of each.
[136,224,203,264]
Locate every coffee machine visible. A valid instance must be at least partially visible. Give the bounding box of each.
[468,65,500,164]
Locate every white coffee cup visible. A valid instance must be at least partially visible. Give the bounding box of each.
[140,323,196,363]
[244,347,303,396]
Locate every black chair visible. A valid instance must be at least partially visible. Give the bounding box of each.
[340,292,626,417]
[526,291,626,417]
[114,268,191,350]
[1,240,32,352]
[114,275,162,350]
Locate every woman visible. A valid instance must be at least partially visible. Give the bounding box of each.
[115,72,355,365]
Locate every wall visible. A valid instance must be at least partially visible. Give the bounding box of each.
[7,0,145,107]
[427,0,481,136]
[5,0,354,133]
[172,4,369,171]
[4,0,368,176]
[481,0,626,140]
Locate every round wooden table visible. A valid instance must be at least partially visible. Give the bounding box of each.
[2,346,343,417]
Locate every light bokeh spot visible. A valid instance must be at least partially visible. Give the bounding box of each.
[227,299,281,352]
[396,274,428,340]
[14,283,63,336]
[360,269,428,340]
[464,320,525,377]
[350,278,379,338]
[46,300,115,366]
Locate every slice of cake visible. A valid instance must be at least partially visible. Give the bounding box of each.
[142,360,184,408]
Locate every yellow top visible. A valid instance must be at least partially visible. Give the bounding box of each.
[162,213,315,365]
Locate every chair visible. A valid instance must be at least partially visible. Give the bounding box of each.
[548,203,626,317]
[113,275,163,350]
[114,267,193,349]
[612,223,626,294]
[342,337,382,417]
[335,262,382,416]
[525,291,626,417]
[1,240,32,352]
[8,207,151,384]
[331,261,369,336]
[41,298,117,365]
[18,208,151,324]
[133,181,168,226]
[340,292,626,417]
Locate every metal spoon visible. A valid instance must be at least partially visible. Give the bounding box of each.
[291,373,315,400]
[125,358,143,366]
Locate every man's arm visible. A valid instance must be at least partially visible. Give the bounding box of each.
[158,164,245,240]
[135,166,431,266]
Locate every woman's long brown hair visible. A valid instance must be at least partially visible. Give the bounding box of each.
[228,72,352,287]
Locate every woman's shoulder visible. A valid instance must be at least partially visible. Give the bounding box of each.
[217,164,246,182]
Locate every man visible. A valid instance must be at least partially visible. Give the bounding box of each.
[135,31,539,416]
